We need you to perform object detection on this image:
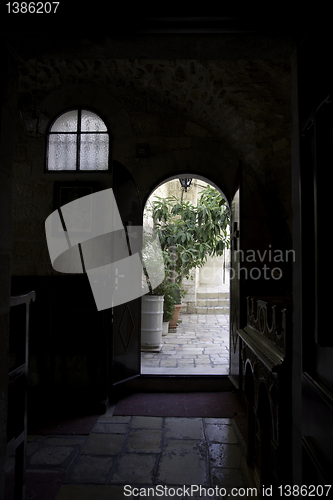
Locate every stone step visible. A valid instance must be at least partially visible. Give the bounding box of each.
[195,292,229,314]
[196,306,230,314]
[196,298,229,307]
[196,292,229,299]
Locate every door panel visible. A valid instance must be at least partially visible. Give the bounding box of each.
[229,162,243,388]
[298,27,333,485]
[112,161,142,385]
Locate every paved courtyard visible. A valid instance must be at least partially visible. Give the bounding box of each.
[141,313,230,375]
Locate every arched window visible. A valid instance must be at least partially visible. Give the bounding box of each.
[46,109,110,171]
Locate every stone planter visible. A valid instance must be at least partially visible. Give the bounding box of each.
[169,303,182,329]
[162,321,169,336]
[141,295,164,350]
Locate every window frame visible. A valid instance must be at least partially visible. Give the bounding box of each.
[45,107,111,173]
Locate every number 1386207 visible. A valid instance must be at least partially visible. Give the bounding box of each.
[6,2,60,13]
[277,484,332,496]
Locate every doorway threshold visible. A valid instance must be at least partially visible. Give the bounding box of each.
[141,366,229,375]
[123,374,235,392]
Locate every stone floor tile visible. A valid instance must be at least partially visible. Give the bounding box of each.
[208,443,243,468]
[160,360,178,367]
[82,433,125,456]
[141,314,229,375]
[91,423,128,434]
[157,439,207,485]
[211,467,246,487]
[204,418,232,425]
[205,423,238,444]
[43,436,85,447]
[109,453,157,484]
[131,416,163,429]
[125,429,163,453]
[209,358,228,365]
[204,347,224,354]
[66,455,114,484]
[165,417,203,439]
[97,414,130,423]
[29,445,77,468]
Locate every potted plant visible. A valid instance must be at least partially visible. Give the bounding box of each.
[149,185,230,326]
[151,185,230,284]
[154,244,187,331]
[168,285,187,329]
[155,280,180,335]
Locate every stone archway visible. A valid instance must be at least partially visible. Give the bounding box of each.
[140,172,231,376]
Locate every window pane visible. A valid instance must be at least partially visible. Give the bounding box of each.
[81,110,107,132]
[50,110,78,132]
[48,134,77,170]
[79,134,109,170]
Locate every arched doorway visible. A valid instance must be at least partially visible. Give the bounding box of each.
[141,173,231,376]
[109,157,242,394]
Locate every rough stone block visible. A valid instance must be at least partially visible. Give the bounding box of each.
[82,434,124,456]
[130,416,163,429]
[125,429,162,453]
[29,446,75,467]
[110,453,157,484]
[208,443,243,468]
[91,423,128,434]
[205,423,238,444]
[165,417,203,439]
[157,439,206,485]
[66,456,114,484]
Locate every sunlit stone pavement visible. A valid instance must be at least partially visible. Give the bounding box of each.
[141,313,230,375]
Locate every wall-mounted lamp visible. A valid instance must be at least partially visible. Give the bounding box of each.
[179,178,192,192]
[20,109,48,138]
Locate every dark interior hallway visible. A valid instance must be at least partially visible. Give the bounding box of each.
[1,11,332,500]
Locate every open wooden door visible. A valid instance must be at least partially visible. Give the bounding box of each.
[111,160,142,386]
[298,27,333,486]
[229,162,244,389]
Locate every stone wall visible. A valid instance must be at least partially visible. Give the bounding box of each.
[9,33,293,297]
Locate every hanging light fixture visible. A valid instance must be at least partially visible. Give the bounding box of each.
[179,178,192,192]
